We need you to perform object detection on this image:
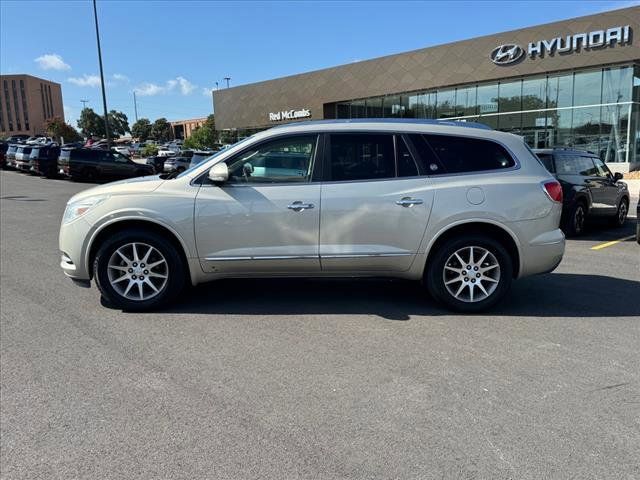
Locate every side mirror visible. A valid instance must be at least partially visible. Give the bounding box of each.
[613,172,623,182]
[208,162,229,183]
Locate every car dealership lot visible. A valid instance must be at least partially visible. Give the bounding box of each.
[1,170,638,479]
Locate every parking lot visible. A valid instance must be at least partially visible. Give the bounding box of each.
[1,169,638,479]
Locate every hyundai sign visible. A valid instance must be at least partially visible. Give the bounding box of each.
[491,25,631,65]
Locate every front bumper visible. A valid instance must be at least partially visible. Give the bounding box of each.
[59,217,93,282]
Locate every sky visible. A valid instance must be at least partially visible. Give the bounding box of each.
[1,0,637,129]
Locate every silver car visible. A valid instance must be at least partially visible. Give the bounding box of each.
[59,120,565,312]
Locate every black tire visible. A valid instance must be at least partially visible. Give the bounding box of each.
[94,229,186,311]
[426,234,513,313]
[610,198,628,228]
[84,168,97,182]
[563,201,586,237]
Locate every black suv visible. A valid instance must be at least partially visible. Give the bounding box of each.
[29,144,61,177]
[58,148,154,181]
[534,148,630,236]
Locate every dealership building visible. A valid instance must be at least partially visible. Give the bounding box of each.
[213,6,640,171]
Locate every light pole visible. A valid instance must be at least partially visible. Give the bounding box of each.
[92,0,111,149]
[215,81,219,91]
[133,91,138,122]
[224,77,231,88]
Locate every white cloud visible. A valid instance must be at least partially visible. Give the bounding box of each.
[35,53,71,71]
[134,76,197,96]
[134,82,166,96]
[202,87,214,96]
[67,74,101,87]
[112,73,129,82]
[176,76,195,95]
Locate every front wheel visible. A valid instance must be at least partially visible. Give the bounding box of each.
[610,199,628,228]
[426,235,513,313]
[94,229,186,311]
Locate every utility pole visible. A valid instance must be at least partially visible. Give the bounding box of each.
[224,77,231,88]
[92,0,111,149]
[133,91,138,122]
[80,99,89,109]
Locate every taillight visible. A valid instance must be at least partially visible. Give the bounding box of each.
[542,180,563,203]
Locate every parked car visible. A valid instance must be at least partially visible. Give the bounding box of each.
[26,136,54,145]
[189,150,214,169]
[59,119,565,312]
[5,144,19,167]
[533,148,630,236]
[30,143,62,178]
[162,150,194,173]
[58,148,154,181]
[636,195,639,245]
[114,146,132,156]
[0,142,8,168]
[157,147,177,158]
[14,145,34,171]
[5,134,30,143]
[145,155,166,173]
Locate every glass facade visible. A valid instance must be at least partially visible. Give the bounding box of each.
[331,64,640,165]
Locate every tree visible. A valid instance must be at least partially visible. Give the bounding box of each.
[108,110,130,137]
[151,118,173,142]
[45,117,82,143]
[141,144,159,157]
[77,108,103,137]
[183,115,217,149]
[131,118,152,141]
[76,107,130,139]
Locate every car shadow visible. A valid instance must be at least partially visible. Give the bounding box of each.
[570,218,636,242]
[122,273,640,320]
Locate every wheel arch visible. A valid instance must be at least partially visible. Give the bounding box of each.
[423,220,522,279]
[86,218,192,283]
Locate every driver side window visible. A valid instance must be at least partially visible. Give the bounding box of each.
[226,135,317,183]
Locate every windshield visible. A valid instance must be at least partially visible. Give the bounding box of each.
[175,136,255,179]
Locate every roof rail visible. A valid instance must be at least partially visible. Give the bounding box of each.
[271,118,492,130]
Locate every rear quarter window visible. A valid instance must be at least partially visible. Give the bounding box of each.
[410,134,515,174]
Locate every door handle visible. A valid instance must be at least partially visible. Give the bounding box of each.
[287,201,315,212]
[395,197,423,207]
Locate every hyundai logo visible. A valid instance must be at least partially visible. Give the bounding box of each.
[490,44,525,65]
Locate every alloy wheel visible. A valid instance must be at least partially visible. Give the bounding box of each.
[618,202,627,224]
[442,246,501,303]
[107,242,169,301]
[574,205,585,234]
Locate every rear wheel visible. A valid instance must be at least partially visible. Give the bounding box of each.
[94,229,186,311]
[426,235,513,313]
[610,198,628,227]
[564,202,586,237]
[83,168,97,182]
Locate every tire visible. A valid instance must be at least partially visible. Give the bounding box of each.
[563,201,586,237]
[94,229,186,311]
[610,198,628,228]
[426,234,513,313]
[84,168,96,182]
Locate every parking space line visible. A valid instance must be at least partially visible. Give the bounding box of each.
[590,235,635,251]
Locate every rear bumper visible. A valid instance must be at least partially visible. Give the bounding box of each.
[521,228,565,277]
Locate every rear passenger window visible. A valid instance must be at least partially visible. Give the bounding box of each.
[329,134,395,181]
[414,134,515,174]
[396,136,419,177]
[555,156,596,176]
[536,154,554,172]
[407,134,446,174]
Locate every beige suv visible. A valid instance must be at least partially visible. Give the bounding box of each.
[59,120,565,312]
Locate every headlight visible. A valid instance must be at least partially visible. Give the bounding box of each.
[62,195,109,224]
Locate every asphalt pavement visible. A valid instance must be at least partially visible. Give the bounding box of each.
[1,170,639,479]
